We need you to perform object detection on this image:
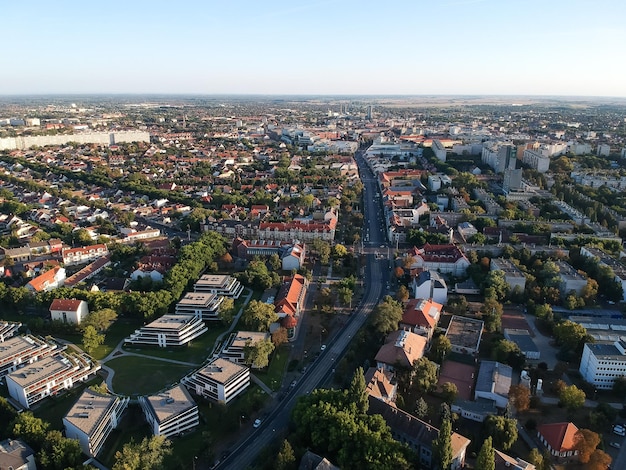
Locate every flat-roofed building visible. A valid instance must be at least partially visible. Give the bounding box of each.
[193,274,243,299]
[6,353,100,409]
[221,331,270,367]
[175,292,224,321]
[182,357,249,404]
[555,260,587,296]
[579,340,626,390]
[445,316,484,356]
[0,335,58,378]
[474,360,512,408]
[580,246,626,301]
[0,321,21,342]
[126,314,207,348]
[139,384,199,438]
[504,329,540,360]
[63,389,129,458]
[490,258,526,292]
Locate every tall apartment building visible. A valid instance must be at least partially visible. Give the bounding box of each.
[182,358,250,404]
[126,314,208,348]
[63,389,129,457]
[140,384,199,438]
[522,149,550,173]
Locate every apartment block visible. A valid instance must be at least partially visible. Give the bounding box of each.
[490,258,526,291]
[221,331,271,366]
[579,341,626,390]
[0,335,58,377]
[6,352,100,408]
[175,292,224,321]
[0,321,21,342]
[62,244,109,266]
[140,384,199,438]
[182,357,250,404]
[63,389,129,457]
[193,274,244,299]
[126,314,208,348]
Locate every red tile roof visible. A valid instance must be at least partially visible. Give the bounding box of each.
[27,266,62,292]
[401,298,443,329]
[50,298,84,312]
[537,422,579,453]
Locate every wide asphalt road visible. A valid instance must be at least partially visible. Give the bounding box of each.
[218,148,389,469]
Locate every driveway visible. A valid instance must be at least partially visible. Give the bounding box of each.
[522,312,560,369]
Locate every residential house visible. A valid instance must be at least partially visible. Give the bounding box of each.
[26,266,66,292]
[62,244,109,266]
[298,451,339,470]
[411,270,448,305]
[445,316,484,356]
[49,299,89,325]
[175,292,224,321]
[193,274,244,299]
[399,298,443,340]
[6,352,100,409]
[368,397,470,470]
[182,357,250,404]
[364,367,397,404]
[63,389,129,458]
[537,422,579,458]
[474,361,512,409]
[0,439,37,470]
[407,243,470,276]
[125,314,208,348]
[121,228,161,244]
[139,384,199,438]
[64,255,111,288]
[375,330,427,373]
[274,274,308,341]
[221,331,271,367]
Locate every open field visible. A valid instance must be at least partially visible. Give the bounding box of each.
[107,356,194,395]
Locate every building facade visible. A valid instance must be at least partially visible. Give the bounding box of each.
[126,314,208,348]
[139,384,199,438]
[182,358,250,404]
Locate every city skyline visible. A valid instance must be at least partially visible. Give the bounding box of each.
[3,0,626,97]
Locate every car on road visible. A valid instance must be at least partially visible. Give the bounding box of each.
[613,425,625,436]
[253,419,262,428]
[610,442,621,449]
[320,344,326,351]
[290,380,297,388]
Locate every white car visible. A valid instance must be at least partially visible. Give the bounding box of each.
[253,419,262,428]
[320,344,326,351]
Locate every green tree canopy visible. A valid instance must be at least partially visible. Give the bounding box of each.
[112,435,172,470]
[432,419,453,470]
[559,384,586,411]
[412,357,439,394]
[476,436,495,470]
[369,295,403,337]
[241,300,279,332]
[484,415,518,451]
[244,338,275,369]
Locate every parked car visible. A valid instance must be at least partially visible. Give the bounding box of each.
[253,419,262,428]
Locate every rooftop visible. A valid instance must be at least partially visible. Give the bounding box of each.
[64,389,119,437]
[144,314,198,331]
[143,384,197,424]
[196,357,248,385]
[446,315,484,350]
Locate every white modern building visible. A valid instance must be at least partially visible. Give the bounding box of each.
[411,270,448,305]
[193,274,244,299]
[0,335,58,377]
[182,357,250,404]
[579,341,626,390]
[140,384,199,438]
[0,321,21,342]
[49,299,89,325]
[62,244,109,266]
[221,331,271,367]
[6,353,100,408]
[63,389,129,458]
[126,314,208,348]
[175,292,224,321]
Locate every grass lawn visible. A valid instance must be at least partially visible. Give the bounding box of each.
[256,344,291,391]
[107,356,195,395]
[31,376,103,430]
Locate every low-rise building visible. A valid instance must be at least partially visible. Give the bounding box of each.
[474,361,512,409]
[0,321,21,342]
[49,299,89,325]
[63,389,129,458]
[126,314,207,348]
[375,330,427,372]
[504,329,540,360]
[221,331,270,367]
[495,450,536,470]
[0,335,58,377]
[400,298,443,340]
[537,422,579,458]
[26,266,66,292]
[411,270,448,305]
[139,384,199,438]
[175,292,224,321]
[490,258,526,292]
[193,274,244,299]
[445,316,484,356]
[579,340,626,390]
[407,244,470,277]
[364,367,397,404]
[6,352,100,409]
[0,438,37,470]
[182,357,250,404]
[62,244,109,266]
[274,274,308,341]
[555,260,587,296]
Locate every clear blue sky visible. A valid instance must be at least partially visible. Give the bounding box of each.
[3,0,626,96]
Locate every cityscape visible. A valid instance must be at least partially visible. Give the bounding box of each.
[2,2,626,470]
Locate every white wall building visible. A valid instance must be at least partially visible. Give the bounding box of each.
[579,341,626,390]
[49,299,89,325]
[0,335,58,377]
[140,384,199,438]
[175,292,224,321]
[193,274,244,299]
[126,314,208,348]
[182,357,250,404]
[474,361,512,408]
[63,389,129,458]
[522,149,551,173]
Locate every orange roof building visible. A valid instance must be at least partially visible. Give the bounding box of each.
[400,298,443,339]
[375,330,427,372]
[537,422,579,458]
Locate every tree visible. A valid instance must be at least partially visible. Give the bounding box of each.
[612,375,626,396]
[586,449,612,470]
[396,285,410,303]
[484,415,518,451]
[38,429,83,470]
[369,295,403,337]
[0,397,17,437]
[269,253,282,271]
[412,357,438,394]
[275,439,296,470]
[82,325,105,354]
[11,412,49,447]
[349,367,369,413]
[218,297,236,324]
[332,244,348,258]
[440,382,458,404]
[271,327,289,346]
[476,436,495,470]
[574,428,601,464]
[338,287,353,307]
[415,397,428,419]
[244,338,275,369]
[430,335,452,363]
[432,419,453,470]
[528,448,548,470]
[113,435,172,470]
[82,308,117,332]
[553,320,592,353]
[508,384,531,412]
[483,270,509,301]
[481,297,503,333]
[491,339,525,368]
[559,384,586,410]
[241,300,279,332]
